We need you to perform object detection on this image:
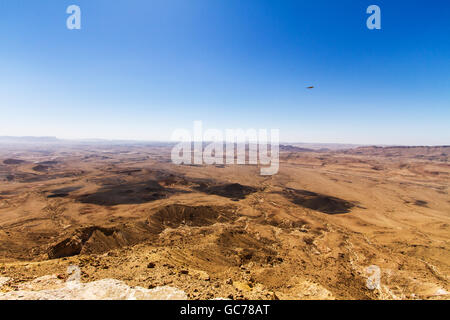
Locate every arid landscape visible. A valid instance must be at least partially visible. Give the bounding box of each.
[0,142,449,300]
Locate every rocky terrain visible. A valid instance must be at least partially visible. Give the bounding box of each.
[0,144,449,300]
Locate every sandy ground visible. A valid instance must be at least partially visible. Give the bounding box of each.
[0,144,448,300]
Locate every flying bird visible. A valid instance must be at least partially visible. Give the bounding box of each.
[306,86,314,89]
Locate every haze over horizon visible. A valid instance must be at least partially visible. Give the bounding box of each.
[1,0,449,145]
[1,135,449,148]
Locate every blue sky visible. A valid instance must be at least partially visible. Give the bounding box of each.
[0,0,449,144]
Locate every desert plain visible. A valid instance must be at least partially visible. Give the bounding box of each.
[0,142,448,300]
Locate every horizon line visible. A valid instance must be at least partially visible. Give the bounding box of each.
[0,136,448,148]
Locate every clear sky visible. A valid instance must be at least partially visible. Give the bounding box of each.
[0,0,449,145]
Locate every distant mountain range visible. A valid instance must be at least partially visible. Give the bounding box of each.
[0,136,60,144]
[0,136,171,146]
[0,136,446,150]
